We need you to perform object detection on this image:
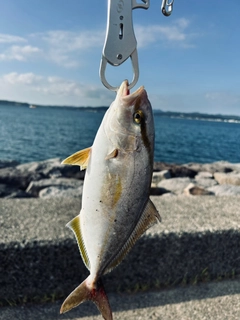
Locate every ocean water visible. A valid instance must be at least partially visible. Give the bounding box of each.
[1,104,240,164]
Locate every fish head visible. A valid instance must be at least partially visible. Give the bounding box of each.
[105,80,155,153]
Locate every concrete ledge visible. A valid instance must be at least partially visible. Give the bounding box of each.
[1,279,240,320]
[0,196,240,304]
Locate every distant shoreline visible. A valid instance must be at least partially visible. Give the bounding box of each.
[1,99,240,123]
[0,100,108,112]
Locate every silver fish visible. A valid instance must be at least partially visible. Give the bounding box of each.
[60,80,161,319]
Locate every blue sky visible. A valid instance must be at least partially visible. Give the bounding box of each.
[0,0,240,115]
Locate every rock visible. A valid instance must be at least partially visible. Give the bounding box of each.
[39,185,83,199]
[0,182,35,199]
[212,161,240,173]
[185,162,234,174]
[194,178,218,188]
[0,183,17,197]
[0,158,85,194]
[41,159,84,180]
[153,162,170,172]
[208,185,240,196]
[0,160,19,169]
[1,159,240,199]
[47,165,85,179]
[154,163,197,178]
[26,178,83,197]
[214,172,240,186]
[171,166,197,178]
[16,158,84,180]
[0,167,36,190]
[16,158,62,174]
[184,183,214,196]
[151,170,171,187]
[5,191,35,199]
[150,187,170,196]
[195,171,213,179]
[161,192,176,197]
[157,177,192,195]
[228,163,240,173]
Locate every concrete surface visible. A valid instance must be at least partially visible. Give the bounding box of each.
[0,278,240,320]
[0,196,240,308]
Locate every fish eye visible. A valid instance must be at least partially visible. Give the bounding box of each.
[133,110,144,124]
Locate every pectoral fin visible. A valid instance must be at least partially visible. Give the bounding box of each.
[61,147,91,170]
[107,199,161,273]
[105,149,118,160]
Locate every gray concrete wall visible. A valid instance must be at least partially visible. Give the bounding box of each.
[1,196,240,305]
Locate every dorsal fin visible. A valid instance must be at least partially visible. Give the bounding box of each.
[106,199,161,273]
[66,215,90,270]
[61,147,91,170]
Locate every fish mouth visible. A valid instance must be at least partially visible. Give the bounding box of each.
[117,80,146,105]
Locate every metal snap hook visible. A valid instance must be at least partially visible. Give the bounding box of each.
[100,0,148,91]
[161,0,174,16]
[99,49,139,91]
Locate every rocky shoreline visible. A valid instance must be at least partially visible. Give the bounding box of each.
[1,158,240,199]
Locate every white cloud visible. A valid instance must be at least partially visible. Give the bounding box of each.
[135,18,196,48]
[0,33,27,44]
[0,33,40,62]
[34,76,110,100]
[1,72,114,106]
[3,72,43,85]
[0,18,195,72]
[43,48,80,68]
[176,18,190,29]
[12,45,41,55]
[0,19,194,68]
[0,45,41,61]
[32,29,104,68]
[40,30,104,51]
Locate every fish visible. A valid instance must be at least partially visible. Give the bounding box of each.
[60,80,161,319]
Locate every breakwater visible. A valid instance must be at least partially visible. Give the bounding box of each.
[1,158,240,199]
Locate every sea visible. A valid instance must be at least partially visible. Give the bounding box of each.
[1,103,240,165]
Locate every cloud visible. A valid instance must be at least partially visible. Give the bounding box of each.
[1,72,114,105]
[0,33,27,44]
[34,76,111,100]
[0,18,195,69]
[0,29,104,66]
[32,29,104,67]
[40,30,104,51]
[38,77,112,101]
[0,45,41,61]
[135,18,196,48]
[0,18,194,68]
[3,72,43,85]
[0,34,40,62]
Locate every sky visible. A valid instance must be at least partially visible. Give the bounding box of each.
[0,0,240,115]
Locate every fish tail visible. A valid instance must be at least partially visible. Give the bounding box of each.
[60,276,112,320]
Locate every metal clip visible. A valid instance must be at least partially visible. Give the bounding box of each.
[161,0,174,16]
[100,0,149,91]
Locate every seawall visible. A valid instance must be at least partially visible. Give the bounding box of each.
[1,195,240,305]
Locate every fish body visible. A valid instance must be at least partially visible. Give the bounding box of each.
[60,81,161,319]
